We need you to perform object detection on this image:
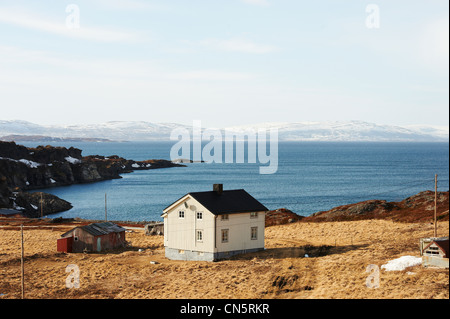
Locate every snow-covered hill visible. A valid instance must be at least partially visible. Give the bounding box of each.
[0,120,448,142]
[225,121,449,142]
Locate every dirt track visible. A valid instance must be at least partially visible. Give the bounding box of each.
[0,219,448,299]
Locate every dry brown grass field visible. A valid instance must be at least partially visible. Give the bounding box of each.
[0,218,448,299]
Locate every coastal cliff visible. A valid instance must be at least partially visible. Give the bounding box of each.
[0,141,184,217]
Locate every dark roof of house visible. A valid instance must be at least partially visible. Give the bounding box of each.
[182,189,268,215]
[61,222,126,237]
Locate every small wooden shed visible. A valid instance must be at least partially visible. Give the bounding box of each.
[57,222,126,253]
[422,238,449,258]
[420,237,449,269]
[420,237,449,257]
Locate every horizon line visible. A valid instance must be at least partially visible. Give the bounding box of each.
[1,119,449,130]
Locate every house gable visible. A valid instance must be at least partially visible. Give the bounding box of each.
[162,195,215,253]
[162,194,192,216]
[162,194,214,218]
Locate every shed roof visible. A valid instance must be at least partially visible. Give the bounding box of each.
[61,222,126,237]
[164,189,268,215]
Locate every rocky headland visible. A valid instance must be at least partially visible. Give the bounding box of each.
[265,208,304,226]
[0,141,185,217]
[264,190,449,226]
[301,190,449,223]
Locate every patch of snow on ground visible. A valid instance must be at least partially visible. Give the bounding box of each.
[12,202,25,210]
[0,157,43,168]
[18,159,41,168]
[132,163,140,168]
[65,156,81,164]
[381,256,422,271]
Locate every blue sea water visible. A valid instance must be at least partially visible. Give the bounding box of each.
[24,141,449,222]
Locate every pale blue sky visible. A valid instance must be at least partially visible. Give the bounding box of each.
[0,0,448,127]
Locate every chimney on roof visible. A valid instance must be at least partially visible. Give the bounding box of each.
[213,184,223,195]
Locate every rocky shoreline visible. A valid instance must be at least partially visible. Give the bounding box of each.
[0,141,185,217]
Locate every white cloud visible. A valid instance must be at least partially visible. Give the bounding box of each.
[201,37,278,54]
[164,70,254,81]
[241,0,270,7]
[0,6,141,43]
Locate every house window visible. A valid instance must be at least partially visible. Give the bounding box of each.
[196,230,203,242]
[196,212,203,220]
[221,229,229,243]
[179,249,185,254]
[179,211,185,219]
[251,227,258,240]
[250,212,258,219]
[221,214,229,221]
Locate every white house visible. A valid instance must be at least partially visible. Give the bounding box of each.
[161,184,268,261]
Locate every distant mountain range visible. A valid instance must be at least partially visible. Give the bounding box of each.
[0,120,448,142]
[0,134,113,143]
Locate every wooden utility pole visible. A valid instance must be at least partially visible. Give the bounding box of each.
[20,224,25,299]
[434,174,437,237]
[105,193,107,222]
[40,193,43,218]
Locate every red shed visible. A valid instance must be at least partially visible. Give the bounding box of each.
[57,222,126,253]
